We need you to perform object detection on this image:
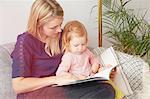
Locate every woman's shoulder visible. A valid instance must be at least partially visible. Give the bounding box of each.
[17,32,35,42]
[16,32,42,45]
[14,32,44,51]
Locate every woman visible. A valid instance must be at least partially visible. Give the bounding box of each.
[11,0,115,99]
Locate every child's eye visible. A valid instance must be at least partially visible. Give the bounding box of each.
[73,44,79,47]
[73,44,86,47]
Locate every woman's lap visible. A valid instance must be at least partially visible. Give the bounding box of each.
[17,81,115,99]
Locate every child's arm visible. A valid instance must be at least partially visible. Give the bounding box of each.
[91,63,100,74]
[86,49,101,74]
[56,53,72,76]
[56,53,81,80]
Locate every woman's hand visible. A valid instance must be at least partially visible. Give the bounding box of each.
[110,67,117,80]
[77,75,87,80]
[98,64,117,81]
[55,73,79,85]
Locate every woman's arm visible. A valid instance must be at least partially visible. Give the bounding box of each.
[12,76,55,94]
[12,75,76,94]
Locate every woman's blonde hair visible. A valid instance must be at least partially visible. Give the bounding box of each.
[62,20,88,51]
[27,0,64,56]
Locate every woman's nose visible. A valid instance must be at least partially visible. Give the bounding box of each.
[56,26,62,33]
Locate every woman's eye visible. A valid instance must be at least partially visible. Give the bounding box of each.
[49,25,61,30]
[49,27,56,29]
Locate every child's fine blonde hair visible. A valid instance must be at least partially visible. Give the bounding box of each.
[62,20,88,51]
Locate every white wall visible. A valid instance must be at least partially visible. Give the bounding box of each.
[58,0,98,48]
[0,0,99,48]
[0,0,34,45]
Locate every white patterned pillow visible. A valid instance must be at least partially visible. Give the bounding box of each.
[138,62,150,99]
[116,52,144,98]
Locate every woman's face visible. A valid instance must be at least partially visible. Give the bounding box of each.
[42,17,63,38]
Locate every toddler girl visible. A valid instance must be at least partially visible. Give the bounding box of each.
[56,20,100,80]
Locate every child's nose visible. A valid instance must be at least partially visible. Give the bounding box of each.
[78,45,83,50]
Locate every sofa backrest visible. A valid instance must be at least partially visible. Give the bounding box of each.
[0,42,16,99]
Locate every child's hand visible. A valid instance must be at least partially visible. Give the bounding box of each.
[98,67,104,72]
[91,63,100,73]
[98,64,111,72]
[55,74,77,85]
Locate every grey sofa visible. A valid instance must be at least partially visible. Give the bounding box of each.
[0,42,149,99]
[0,42,16,99]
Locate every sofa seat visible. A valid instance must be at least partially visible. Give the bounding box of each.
[0,42,16,99]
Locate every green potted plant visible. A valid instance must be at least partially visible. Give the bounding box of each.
[102,0,150,65]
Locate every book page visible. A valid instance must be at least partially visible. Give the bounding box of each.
[89,47,119,80]
[91,65,117,80]
[99,47,119,67]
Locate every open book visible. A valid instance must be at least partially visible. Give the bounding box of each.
[54,47,119,86]
[90,64,118,80]
[93,46,120,80]
[59,65,118,86]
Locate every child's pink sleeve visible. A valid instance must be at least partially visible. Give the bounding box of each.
[86,49,100,65]
[56,53,72,75]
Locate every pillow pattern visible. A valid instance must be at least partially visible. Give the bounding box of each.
[117,52,143,91]
[117,52,144,99]
[139,62,150,99]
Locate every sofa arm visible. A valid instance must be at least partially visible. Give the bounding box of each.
[0,43,16,99]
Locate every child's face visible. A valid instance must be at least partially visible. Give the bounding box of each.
[69,36,87,54]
